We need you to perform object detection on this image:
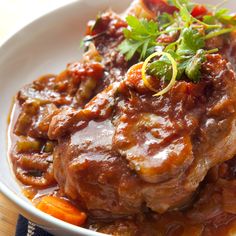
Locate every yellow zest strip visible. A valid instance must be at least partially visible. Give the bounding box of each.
[141,51,178,97]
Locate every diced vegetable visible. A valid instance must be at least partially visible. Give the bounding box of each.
[43,141,54,153]
[36,196,87,226]
[16,139,42,153]
[24,99,40,115]
[14,99,41,135]
[14,113,32,135]
[191,5,208,18]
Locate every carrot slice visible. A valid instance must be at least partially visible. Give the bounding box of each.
[36,196,87,226]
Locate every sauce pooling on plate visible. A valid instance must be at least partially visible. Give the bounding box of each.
[8,0,236,235]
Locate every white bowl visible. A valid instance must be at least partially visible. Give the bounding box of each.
[0,0,235,235]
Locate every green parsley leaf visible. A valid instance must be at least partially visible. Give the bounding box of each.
[118,40,143,61]
[185,49,206,82]
[179,5,192,24]
[168,0,193,25]
[203,15,216,25]
[158,13,174,30]
[118,16,159,60]
[148,48,206,82]
[167,0,195,12]
[215,8,236,25]
[147,56,173,81]
[204,27,236,40]
[203,8,236,26]
[177,28,205,56]
[147,50,184,81]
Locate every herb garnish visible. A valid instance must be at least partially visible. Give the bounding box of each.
[118,0,236,95]
[142,52,178,96]
[204,8,236,26]
[118,15,160,60]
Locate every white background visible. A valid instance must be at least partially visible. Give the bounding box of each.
[0,0,75,45]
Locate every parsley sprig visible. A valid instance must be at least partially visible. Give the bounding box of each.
[204,7,236,26]
[118,15,181,60]
[118,16,160,60]
[118,0,236,86]
[148,28,207,83]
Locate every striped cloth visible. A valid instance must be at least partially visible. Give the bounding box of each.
[15,215,53,236]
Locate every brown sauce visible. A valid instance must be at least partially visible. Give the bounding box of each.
[7,1,236,235]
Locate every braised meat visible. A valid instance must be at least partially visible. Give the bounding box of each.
[10,11,128,188]
[8,0,236,234]
[48,53,236,215]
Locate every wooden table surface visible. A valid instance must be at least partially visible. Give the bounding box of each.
[0,193,18,236]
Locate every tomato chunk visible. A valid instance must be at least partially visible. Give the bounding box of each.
[191,5,208,18]
[142,0,178,15]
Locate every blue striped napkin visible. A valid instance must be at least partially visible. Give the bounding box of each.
[15,215,53,236]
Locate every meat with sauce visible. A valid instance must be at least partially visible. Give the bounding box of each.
[8,0,236,234]
[48,53,236,216]
[10,11,127,188]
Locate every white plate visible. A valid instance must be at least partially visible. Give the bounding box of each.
[0,0,235,235]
